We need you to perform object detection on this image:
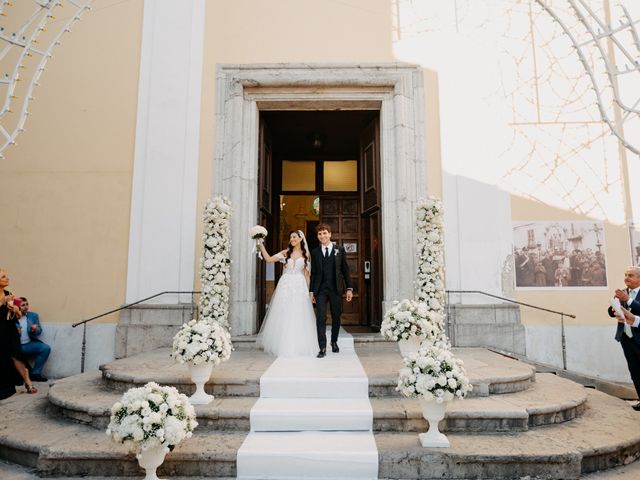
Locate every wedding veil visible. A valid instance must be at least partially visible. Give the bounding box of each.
[296,230,312,273]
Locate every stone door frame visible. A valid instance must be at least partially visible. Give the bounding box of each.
[213,63,427,335]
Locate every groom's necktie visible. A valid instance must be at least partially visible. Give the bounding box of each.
[324,247,328,258]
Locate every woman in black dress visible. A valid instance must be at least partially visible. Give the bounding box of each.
[0,268,37,399]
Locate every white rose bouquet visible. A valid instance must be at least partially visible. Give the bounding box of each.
[249,225,268,258]
[106,382,198,453]
[249,225,268,241]
[397,342,473,403]
[381,299,444,343]
[172,319,233,366]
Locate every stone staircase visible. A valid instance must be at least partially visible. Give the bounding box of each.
[1,340,640,479]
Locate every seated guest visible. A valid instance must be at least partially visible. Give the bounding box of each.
[0,270,37,397]
[17,297,50,382]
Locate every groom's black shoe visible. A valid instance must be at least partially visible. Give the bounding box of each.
[317,349,326,358]
[331,342,339,353]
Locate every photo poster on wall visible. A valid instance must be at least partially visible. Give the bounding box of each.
[512,221,607,289]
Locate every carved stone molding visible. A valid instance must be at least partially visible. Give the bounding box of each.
[213,63,428,335]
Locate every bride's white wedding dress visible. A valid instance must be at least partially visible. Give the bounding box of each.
[257,255,318,357]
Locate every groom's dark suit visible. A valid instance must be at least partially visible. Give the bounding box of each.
[607,289,640,398]
[310,243,352,350]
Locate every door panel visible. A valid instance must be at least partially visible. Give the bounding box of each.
[320,195,363,325]
[257,119,274,330]
[360,117,383,328]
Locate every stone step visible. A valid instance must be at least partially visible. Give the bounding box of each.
[236,431,378,479]
[259,353,369,399]
[249,398,373,431]
[48,372,585,433]
[98,345,536,398]
[2,387,640,478]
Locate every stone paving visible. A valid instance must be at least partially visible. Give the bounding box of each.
[1,340,640,478]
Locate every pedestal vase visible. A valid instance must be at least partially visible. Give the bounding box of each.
[418,398,450,448]
[136,445,167,480]
[398,337,422,357]
[189,361,214,404]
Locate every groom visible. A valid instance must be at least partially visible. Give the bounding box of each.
[309,223,353,358]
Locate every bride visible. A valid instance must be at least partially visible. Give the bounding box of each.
[255,230,318,357]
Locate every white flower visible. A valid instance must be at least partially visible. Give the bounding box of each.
[106,382,198,453]
[396,342,473,401]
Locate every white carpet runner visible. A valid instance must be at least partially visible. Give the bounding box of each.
[236,328,379,479]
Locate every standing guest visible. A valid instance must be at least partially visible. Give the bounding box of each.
[17,297,50,382]
[0,269,37,398]
[607,266,640,410]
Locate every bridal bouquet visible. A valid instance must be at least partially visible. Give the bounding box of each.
[381,299,444,343]
[106,382,197,452]
[397,342,473,402]
[171,319,233,366]
[249,225,268,257]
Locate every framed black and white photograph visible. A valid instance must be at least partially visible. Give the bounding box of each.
[512,221,607,289]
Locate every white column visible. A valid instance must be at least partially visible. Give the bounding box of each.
[126,0,205,303]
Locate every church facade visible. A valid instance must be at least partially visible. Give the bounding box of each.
[0,0,638,385]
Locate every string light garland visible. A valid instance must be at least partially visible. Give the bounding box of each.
[536,0,640,156]
[0,0,94,158]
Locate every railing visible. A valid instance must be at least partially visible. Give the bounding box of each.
[445,290,576,370]
[72,291,201,373]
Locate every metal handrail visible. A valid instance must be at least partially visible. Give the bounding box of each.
[445,289,575,370]
[72,290,201,373]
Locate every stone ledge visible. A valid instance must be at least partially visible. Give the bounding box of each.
[3,388,640,478]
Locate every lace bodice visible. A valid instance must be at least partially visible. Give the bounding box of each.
[279,254,307,274]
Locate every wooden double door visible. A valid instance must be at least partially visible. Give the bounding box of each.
[256,115,383,329]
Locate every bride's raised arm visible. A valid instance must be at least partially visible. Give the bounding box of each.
[257,240,286,263]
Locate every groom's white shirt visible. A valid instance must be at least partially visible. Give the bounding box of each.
[321,242,334,256]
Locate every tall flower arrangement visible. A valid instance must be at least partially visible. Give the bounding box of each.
[200,196,232,329]
[415,197,445,315]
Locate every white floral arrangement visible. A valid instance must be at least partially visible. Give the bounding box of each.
[200,197,231,328]
[171,319,233,366]
[249,225,267,240]
[249,225,268,258]
[397,342,473,402]
[415,197,445,314]
[381,299,444,343]
[106,382,198,453]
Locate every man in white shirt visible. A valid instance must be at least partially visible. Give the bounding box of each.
[609,267,640,410]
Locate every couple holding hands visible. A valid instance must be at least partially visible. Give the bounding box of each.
[255,224,352,358]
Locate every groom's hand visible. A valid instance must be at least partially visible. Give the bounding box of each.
[346,290,353,302]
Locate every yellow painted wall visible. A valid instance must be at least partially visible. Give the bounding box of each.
[0,0,143,324]
[197,0,443,287]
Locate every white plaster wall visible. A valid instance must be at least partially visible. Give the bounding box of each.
[525,325,631,383]
[443,173,513,304]
[35,323,116,379]
[126,0,205,304]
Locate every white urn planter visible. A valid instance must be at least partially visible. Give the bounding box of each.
[398,337,422,357]
[137,445,168,480]
[189,361,214,404]
[418,399,450,448]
